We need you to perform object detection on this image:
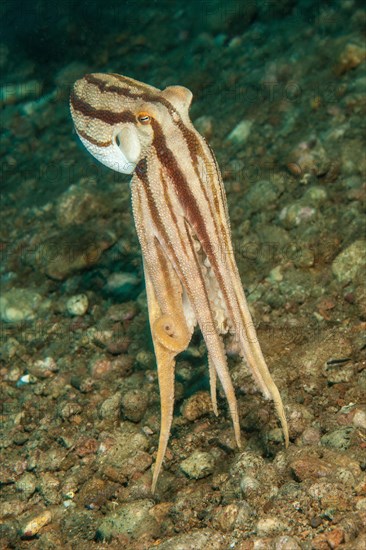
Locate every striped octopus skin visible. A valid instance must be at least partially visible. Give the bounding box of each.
[70,73,289,492]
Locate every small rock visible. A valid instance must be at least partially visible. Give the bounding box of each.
[136,350,155,368]
[344,533,366,550]
[0,288,49,322]
[21,510,52,538]
[287,139,331,177]
[181,391,212,421]
[96,499,158,542]
[60,509,98,543]
[354,284,366,318]
[279,202,316,228]
[154,528,223,550]
[267,265,283,283]
[303,186,327,204]
[300,427,321,446]
[290,456,333,481]
[322,361,354,384]
[256,516,287,536]
[273,535,302,549]
[28,356,58,378]
[240,475,260,496]
[78,478,118,509]
[54,62,89,92]
[353,409,366,430]
[245,179,284,213]
[121,389,149,422]
[99,391,122,420]
[213,504,239,532]
[66,293,89,316]
[326,527,345,548]
[15,473,37,498]
[226,120,253,144]
[180,450,215,480]
[332,239,366,283]
[321,427,354,450]
[287,404,313,439]
[0,337,22,360]
[75,437,98,457]
[356,497,366,511]
[38,473,61,505]
[99,424,151,480]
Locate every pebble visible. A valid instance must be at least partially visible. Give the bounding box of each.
[181,391,212,421]
[28,356,58,378]
[96,499,158,542]
[99,391,122,420]
[321,427,354,450]
[226,120,253,144]
[20,510,52,538]
[322,361,354,384]
[244,179,283,212]
[353,409,366,430]
[279,202,316,228]
[153,528,224,549]
[38,473,61,505]
[121,389,149,422]
[290,455,333,481]
[240,475,260,496]
[0,288,49,322]
[180,450,215,480]
[213,504,239,532]
[99,424,151,481]
[300,427,321,446]
[15,473,37,498]
[16,373,38,387]
[0,336,22,360]
[356,497,366,511]
[60,509,98,542]
[287,404,313,439]
[78,477,117,509]
[332,239,366,283]
[66,293,89,316]
[256,516,287,536]
[54,61,89,92]
[303,186,327,203]
[287,139,331,177]
[273,536,302,549]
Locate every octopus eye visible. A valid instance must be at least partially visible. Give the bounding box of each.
[137,112,151,125]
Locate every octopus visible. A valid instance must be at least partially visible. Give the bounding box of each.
[70,73,289,492]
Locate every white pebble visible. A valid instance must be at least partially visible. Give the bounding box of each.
[353,410,366,430]
[226,120,253,144]
[66,294,88,316]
